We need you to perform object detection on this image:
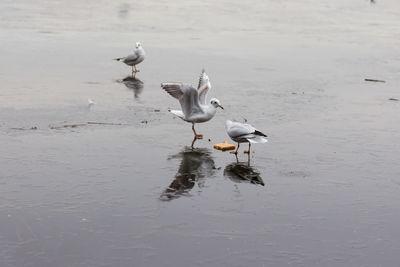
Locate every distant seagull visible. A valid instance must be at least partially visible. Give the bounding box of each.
[225,120,268,154]
[114,42,145,75]
[88,98,95,108]
[161,69,224,140]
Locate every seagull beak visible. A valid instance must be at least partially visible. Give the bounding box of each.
[218,105,224,110]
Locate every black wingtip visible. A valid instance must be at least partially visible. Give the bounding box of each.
[254,130,267,137]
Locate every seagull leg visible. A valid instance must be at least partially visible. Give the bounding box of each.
[230,143,239,155]
[244,143,251,154]
[134,65,140,73]
[191,136,197,148]
[192,124,203,139]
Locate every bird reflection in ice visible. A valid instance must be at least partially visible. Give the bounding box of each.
[224,160,264,186]
[118,76,144,100]
[160,147,216,201]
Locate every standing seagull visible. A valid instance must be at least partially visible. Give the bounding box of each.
[114,42,145,75]
[225,120,268,155]
[161,69,224,140]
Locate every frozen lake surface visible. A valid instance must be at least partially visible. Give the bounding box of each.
[1,0,400,266]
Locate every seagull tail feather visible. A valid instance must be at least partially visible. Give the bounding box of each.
[248,136,268,144]
[169,110,185,120]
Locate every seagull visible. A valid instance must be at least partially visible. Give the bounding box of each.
[88,98,95,108]
[114,42,145,75]
[225,120,268,155]
[161,69,224,140]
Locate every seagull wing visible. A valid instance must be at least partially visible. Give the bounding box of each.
[162,83,203,118]
[227,121,256,139]
[161,83,184,99]
[123,50,139,64]
[197,69,211,105]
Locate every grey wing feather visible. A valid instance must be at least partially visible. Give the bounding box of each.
[161,83,203,118]
[227,122,256,138]
[197,69,206,90]
[197,69,211,105]
[161,83,184,99]
[180,85,203,117]
[123,51,139,64]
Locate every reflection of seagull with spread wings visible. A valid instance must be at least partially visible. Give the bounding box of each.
[119,76,144,100]
[160,147,216,201]
[224,162,264,186]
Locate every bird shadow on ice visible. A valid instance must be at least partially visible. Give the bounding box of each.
[116,76,144,101]
[224,160,265,186]
[160,146,217,201]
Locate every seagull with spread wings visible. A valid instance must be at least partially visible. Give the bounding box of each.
[161,69,224,140]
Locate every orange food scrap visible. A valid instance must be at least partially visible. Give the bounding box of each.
[213,141,235,151]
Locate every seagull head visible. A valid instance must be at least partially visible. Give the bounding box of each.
[135,42,142,48]
[210,98,224,110]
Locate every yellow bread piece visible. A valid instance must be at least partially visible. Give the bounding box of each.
[213,141,235,151]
